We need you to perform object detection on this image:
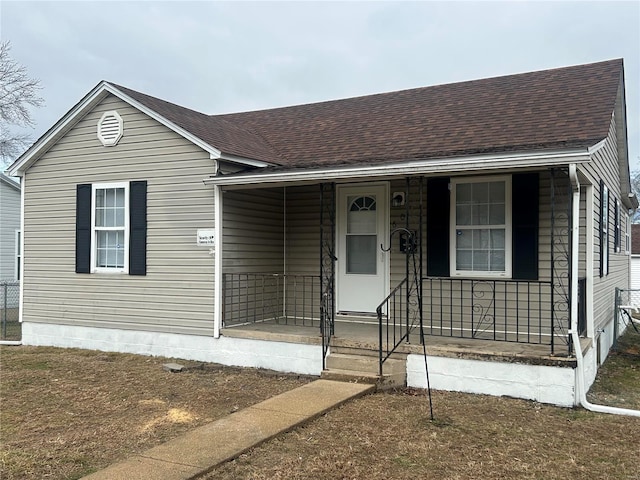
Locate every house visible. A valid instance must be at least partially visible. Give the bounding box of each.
[6,59,637,407]
[0,173,21,281]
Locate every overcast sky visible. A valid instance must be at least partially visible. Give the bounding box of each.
[2,1,639,169]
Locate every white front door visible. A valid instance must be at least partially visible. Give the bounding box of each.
[337,184,388,314]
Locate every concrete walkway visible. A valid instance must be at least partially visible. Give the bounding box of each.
[82,380,375,480]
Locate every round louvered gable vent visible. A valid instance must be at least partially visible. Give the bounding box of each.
[97,111,123,146]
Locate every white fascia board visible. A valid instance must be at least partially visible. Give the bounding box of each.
[0,173,20,191]
[7,81,260,176]
[587,138,607,155]
[218,152,273,168]
[203,148,593,187]
[101,84,221,160]
[7,82,111,176]
[110,86,272,169]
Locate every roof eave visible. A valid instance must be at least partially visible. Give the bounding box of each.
[7,81,111,176]
[203,147,594,188]
[0,173,20,191]
[6,82,272,177]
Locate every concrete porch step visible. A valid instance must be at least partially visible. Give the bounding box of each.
[321,368,406,390]
[321,353,407,390]
[325,353,405,375]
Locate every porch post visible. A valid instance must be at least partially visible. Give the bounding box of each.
[549,167,573,355]
[214,184,223,338]
[320,183,336,368]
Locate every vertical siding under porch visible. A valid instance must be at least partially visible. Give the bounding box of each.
[22,95,216,337]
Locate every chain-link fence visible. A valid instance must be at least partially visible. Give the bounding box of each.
[617,288,640,309]
[1,281,21,341]
[614,288,640,348]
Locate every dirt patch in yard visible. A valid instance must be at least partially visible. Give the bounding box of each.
[0,346,310,480]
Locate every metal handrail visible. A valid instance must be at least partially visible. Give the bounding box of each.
[377,277,410,376]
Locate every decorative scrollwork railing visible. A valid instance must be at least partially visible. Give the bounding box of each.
[422,277,557,346]
[320,182,336,369]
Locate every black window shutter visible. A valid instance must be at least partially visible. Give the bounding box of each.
[426,177,450,277]
[599,180,605,278]
[129,181,147,275]
[75,184,92,273]
[512,173,539,280]
[614,198,620,253]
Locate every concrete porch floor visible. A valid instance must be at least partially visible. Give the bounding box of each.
[221,319,582,368]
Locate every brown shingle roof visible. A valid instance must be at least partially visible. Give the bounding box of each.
[111,59,623,167]
[112,84,284,163]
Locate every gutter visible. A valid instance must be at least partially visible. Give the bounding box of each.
[568,163,640,417]
[203,148,593,187]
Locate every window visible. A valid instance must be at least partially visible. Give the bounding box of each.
[76,181,147,275]
[346,195,377,274]
[600,181,609,277]
[450,176,511,277]
[92,183,129,272]
[15,230,21,281]
[626,213,631,255]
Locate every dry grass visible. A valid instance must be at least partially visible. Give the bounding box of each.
[1,328,639,480]
[205,328,640,480]
[0,346,310,480]
[206,390,640,480]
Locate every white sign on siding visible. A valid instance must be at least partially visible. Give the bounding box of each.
[197,229,215,246]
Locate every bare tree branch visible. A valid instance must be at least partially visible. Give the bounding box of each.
[0,40,44,167]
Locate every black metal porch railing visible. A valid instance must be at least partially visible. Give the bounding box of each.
[222,273,321,327]
[377,276,572,374]
[422,277,562,346]
[377,278,410,375]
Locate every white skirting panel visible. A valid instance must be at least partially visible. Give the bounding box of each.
[22,322,323,376]
[406,354,576,407]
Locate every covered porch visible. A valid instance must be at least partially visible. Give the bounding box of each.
[214,166,586,378]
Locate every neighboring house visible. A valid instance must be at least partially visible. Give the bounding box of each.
[7,59,637,407]
[0,173,21,281]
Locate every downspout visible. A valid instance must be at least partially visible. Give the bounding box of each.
[568,163,640,417]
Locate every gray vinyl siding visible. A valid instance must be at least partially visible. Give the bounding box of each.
[285,185,320,276]
[0,178,20,280]
[222,188,284,274]
[221,188,285,325]
[22,94,216,336]
[578,111,630,334]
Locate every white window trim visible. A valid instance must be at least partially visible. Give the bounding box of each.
[625,213,631,255]
[14,230,21,281]
[450,175,512,278]
[91,182,129,274]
